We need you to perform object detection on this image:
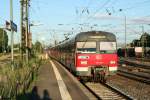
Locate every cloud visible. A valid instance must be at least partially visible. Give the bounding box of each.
[130,17,150,24]
[92,13,121,20]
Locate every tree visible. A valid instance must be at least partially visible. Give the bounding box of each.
[132,39,141,47]
[33,41,43,53]
[0,28,8,53]
[140,32,150,47]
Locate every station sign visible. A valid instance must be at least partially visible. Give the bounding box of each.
[10,21,17,32]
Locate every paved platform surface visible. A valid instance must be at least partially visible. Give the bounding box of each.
[23,59,95,100]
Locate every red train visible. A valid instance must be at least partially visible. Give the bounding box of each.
[49,31,118,82]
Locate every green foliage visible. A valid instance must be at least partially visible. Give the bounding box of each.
[132,39,141,47]
[0,57,43,99]
[33,41,43,53]
[140,32,150,47]
[131,32,150,47]
[0,28,8,53]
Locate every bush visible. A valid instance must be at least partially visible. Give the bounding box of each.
[0,57,43,99]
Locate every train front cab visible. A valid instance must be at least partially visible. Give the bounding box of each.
[75,41,118,81]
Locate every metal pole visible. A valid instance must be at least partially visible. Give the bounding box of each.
[124,16,127,58]
[26,0,29,63]
[2,29,4,53]
[3,29,5,53]
[142,25,144,33]
[141,26,145,58]
[10,0,14,70]
[20,0,23,63]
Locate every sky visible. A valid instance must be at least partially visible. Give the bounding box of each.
[0,0,150,46]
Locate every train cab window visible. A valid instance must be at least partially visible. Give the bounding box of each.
[99,42,116,53]
[76,42,96,53]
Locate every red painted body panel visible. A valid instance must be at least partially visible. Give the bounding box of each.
[76,54,118,68]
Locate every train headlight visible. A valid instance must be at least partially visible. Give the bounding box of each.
[81,61,87,64]
[110,61,116,64]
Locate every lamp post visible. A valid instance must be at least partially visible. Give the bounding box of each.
[119,9,127,58]
[10,0,14,70]
[139,25,145,58]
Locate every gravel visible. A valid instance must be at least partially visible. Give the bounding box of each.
[107,75,150,100]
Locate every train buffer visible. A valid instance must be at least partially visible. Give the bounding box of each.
[19,60,96,100]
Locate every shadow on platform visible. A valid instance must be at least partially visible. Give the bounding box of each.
[17,86,52,100]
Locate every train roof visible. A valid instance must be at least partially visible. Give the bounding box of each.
[51,31,116,49]
[75,31,116,42]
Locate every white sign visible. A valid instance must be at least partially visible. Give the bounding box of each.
[11,21,17,32]
[135,47,142,53]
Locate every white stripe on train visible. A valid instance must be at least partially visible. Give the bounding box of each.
[76,66,117,72]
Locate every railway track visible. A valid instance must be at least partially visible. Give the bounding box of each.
[118,58,150,84]
[83,82,133,100]
[117,69,150,84]
[120,58,150,70]
[135,58,150,62]
[118,60,150,84]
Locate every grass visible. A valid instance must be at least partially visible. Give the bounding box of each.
[0,54,44,99]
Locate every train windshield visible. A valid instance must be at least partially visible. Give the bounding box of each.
[99,42,116,53]
[77,42,96,53]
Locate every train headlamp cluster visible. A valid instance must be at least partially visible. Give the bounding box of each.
[81,61,87,64]
[110,61,116,64]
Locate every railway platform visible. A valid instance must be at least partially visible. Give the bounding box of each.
[18,59,96,100]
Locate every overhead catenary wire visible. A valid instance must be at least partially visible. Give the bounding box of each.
[30,0,150,46]
[84,0,112,22]
[0,16,6,22]
[121,0,150,11]
[84,0,150,24]
[67,0,113,33]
